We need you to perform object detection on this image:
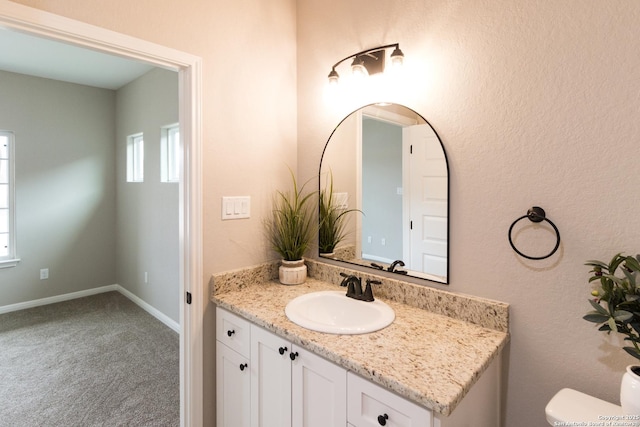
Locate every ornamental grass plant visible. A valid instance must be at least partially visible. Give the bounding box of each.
[265,170,316,262]
[318,172,362,254]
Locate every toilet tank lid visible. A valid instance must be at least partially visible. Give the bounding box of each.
[546,388,622,424]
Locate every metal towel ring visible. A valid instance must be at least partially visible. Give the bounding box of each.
[508,207,560,260]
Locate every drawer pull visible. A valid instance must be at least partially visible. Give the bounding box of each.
[239,363,248,371]
[279,346,288,355]
[289,351,299,361]
[227,329,235,337]
[377,413,389,426]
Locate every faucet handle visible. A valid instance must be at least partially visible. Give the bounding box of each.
[363,279,382,301]
[339,272,349,287]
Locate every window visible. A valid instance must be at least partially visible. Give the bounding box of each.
[0,130,18,268]
[161,124,180,183]
[126,133,144,182]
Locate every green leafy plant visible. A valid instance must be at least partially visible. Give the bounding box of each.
[584,253,640,361]
[264,170,316,262]
[318,173,362,254]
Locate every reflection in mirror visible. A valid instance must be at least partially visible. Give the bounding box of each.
[319,104,449,283]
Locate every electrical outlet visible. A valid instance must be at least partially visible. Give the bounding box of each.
[144,272,148,283]
[381,238,386,246]
[40,268,49,280]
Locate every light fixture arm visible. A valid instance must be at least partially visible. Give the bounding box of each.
[329,43,401,73]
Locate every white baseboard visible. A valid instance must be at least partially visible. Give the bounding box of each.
[361,253,395,264]
[0,285,180,333]
[115,285,180,333]
[0,285,119,315]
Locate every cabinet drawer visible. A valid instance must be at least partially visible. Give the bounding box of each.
[347,373,432,427]
[216,307,250,357]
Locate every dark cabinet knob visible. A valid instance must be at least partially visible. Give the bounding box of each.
[239,363,248,371]
[289,351,299,361]
[279,346,288,355]
[377,413,389,426]
[227,330,235,337]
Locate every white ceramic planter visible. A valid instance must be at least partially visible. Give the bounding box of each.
[279,259,307,285]
[319,252,335,259]
[621,365,640,415]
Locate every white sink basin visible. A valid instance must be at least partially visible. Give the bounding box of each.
[284,290,395,335]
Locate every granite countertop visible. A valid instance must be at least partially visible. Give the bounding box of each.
[211,264,509,417]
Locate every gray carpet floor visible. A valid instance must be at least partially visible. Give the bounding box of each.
[0,291,180,427]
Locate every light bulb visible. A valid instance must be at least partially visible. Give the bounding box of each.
[351,56,368,79]
[389,46,404,69]
[327,69,339,86]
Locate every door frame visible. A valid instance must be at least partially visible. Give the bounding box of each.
[0,2,204,426]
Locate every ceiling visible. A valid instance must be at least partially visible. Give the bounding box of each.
[0,28,155,90]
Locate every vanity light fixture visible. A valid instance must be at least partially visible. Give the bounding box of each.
[327,43,405,85]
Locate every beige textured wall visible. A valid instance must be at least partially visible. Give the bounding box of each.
[297,1,640,425]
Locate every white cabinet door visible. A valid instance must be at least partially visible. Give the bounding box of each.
[250,325,292,427]
[291,345,347,427]
[216,341,251,427]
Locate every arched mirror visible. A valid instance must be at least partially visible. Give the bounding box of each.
[318,103,449,283]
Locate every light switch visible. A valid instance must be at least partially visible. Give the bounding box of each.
[222,196,251,220]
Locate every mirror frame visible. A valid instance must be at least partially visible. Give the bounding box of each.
[317,103,450,284]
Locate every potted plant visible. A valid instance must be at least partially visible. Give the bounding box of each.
[584,253,640,414]
[318,172,362,256]
[264,169,315,285]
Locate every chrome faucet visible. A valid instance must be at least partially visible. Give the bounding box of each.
[339,273,381,302]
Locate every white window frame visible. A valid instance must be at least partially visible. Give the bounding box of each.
[0,130,19,268]
[161,123,180,183]
[126,132,144,182]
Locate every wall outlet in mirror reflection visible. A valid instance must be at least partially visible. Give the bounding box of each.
[334,192,349,209]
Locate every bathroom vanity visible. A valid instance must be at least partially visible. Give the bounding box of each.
[211,260,509,427]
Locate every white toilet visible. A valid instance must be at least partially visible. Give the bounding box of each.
[546,388,623,425]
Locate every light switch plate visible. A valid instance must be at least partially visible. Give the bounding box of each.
[222,196,250,220]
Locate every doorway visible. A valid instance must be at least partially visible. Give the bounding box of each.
[0,3,203,426]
